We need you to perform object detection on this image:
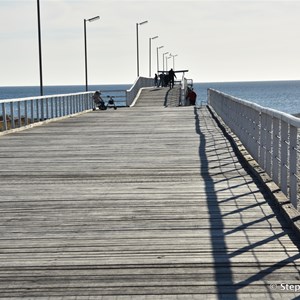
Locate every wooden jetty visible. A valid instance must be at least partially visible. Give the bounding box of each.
[0,87,300,299]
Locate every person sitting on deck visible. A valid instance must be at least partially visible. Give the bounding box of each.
[92,91,106,110]
[107,96,117,110]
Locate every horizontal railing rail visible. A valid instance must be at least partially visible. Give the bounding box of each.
[0,92,94,132]
[208,88,300,209]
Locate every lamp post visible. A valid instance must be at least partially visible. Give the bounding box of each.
[166,56,172,71]
[36,0,43,96]
[136,20,148,77]
[156,46,163,73]
[84,15,100,92]
[149,36,158,77]
[162,52,169,72]
[170,54,178,70]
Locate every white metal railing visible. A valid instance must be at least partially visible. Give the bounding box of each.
[126,76,154,106]
[208,88,300,209]
[0,92,94,132]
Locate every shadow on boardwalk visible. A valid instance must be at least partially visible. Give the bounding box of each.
[194,106,300,299]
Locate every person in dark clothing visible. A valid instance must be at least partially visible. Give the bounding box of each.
[168,68,176,88]
[92,91,105,110]
[186,88,197,106]
[154,74,158,87]
[159,73,165,87]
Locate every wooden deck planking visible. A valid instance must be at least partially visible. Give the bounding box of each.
[0,87,300,298]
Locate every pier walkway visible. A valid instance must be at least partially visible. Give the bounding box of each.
[1,87,300,299]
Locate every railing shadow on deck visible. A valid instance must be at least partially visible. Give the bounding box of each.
[194,107,300,298]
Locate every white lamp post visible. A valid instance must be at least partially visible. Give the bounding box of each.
[136,20,148,77]
[84,16,100,91]
[149,36,158,77]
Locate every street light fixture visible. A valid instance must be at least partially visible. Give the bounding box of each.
[166,56,172,71]
[84,15,100,92]
[149,35,158,77]
[162,52,169,72]
[136,20,148,77]
[37,0,43,96]
[156,46,163,74]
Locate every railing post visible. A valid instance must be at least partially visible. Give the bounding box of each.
[272,118,280,186]
[36,99,40,122]
[280,121,289,196]
[24,101,29,126]
[265,113,273,177]
[58,97,63,117]
[63,96,66,116]
[18,101,22,128]
[56,97,59,117]
[2,103,7,131]
[31,100,34,124]
[41,99,44,121]
[10,102,15,129]
[290,125,298,208]
[70,96,73,114]
[46,98,49,120]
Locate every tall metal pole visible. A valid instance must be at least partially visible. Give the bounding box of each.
[149,37,151,77]
[84,19,88,91]
[37,0,43,96]
[136,23,139,77]
[170,54,178,70]
[149,36,158,77]
[84,16,100,92]
[136,21,148,78]
[156,46,163,74]
[166,56,172,71]
[162,52,168,72]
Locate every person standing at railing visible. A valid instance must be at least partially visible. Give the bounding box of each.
[186,87,197,106]
[168,68,176,88]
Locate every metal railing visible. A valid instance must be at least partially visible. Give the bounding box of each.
[0,92,94,132]
[0,77,156,133]
[208,88,300,209]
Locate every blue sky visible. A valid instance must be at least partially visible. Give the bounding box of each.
[1,0,300,86]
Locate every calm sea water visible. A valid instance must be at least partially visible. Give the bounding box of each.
[194,80,300,115]
[0,81,299,115]
[0,84,131,100]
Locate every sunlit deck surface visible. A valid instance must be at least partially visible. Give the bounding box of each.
[1,87,300,299]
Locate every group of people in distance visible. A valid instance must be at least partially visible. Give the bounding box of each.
[154,68,177,88]
[154,69,197,106]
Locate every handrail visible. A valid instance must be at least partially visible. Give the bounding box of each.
[0,91,94,132]
[208,88,300,209]
[126,76,154,106]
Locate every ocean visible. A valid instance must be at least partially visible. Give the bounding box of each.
[0,81,299,115]
[194,80,300,116]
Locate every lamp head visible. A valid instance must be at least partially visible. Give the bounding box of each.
[88,16,100,22]
[139,20,148,25]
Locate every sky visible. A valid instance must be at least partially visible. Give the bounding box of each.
[1,0,300,86]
